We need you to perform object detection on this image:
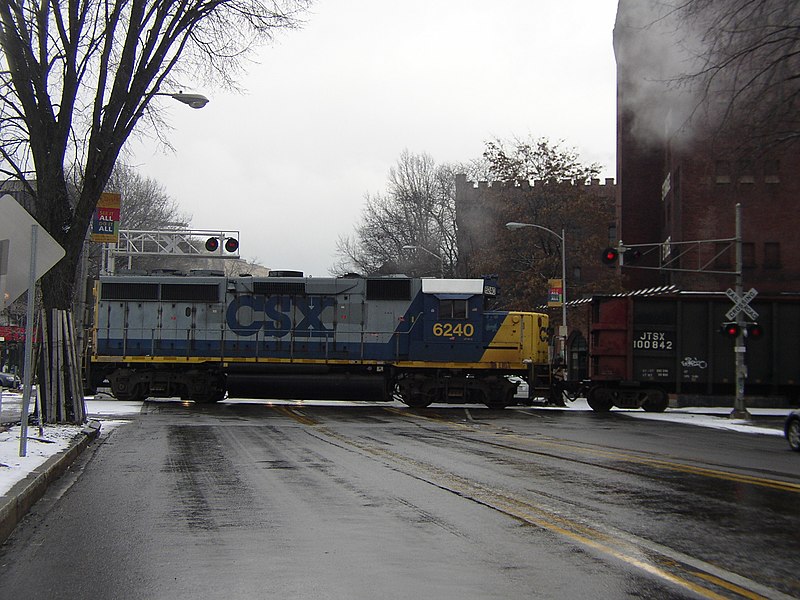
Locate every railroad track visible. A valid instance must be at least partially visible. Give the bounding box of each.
[275,404,798,600]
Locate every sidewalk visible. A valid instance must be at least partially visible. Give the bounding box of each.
[0,396,143,545]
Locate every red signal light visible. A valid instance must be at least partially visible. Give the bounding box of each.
[602,247,619,265]
[205,237,220,252]
[746,323,763,339]
[720,322,740,337]
[224,237,239,253]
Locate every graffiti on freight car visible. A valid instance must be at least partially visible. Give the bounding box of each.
[633,331,674,350]
[681,357,708,369]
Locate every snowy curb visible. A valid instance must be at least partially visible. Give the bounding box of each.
[0,420,101,545]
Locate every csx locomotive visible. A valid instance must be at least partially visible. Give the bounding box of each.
[89,272,552,408]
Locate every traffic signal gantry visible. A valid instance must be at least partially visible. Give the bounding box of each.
[101,229,241,274]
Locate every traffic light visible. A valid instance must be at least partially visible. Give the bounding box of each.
[602,247,619,265]
[224,237,239,253]
[720,322,740,337]
[746,323,763,339]
[205,236,239,253]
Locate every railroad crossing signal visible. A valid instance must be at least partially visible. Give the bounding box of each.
[725,288,759,321]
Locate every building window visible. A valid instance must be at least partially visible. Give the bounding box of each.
[715,160,731,184]
[764,242,781,268]
[573,266,582,282]
[737,160,755,184]
[742,242,755,268]
[764,160,780,184]
[608,224,617,245]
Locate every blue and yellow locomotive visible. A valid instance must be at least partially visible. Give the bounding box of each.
[90,272,551,408]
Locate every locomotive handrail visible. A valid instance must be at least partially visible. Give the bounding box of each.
[100,311,423,361]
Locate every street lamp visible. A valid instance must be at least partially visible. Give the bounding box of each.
[505,222,568,368]
[402,245,445,278]
[154,91,210,109]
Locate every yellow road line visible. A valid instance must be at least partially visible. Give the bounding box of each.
[315,421,767,600]
[385,408,800,494]
[272,405,318,426]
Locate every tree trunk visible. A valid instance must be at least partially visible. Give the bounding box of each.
[37,308,86,424]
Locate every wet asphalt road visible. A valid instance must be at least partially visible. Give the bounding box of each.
[1,400,799,599]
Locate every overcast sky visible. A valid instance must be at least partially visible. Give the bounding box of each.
[128,0,619,277]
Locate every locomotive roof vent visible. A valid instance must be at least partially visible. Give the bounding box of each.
[115,268,148,276]
[150,268,185,276]
[189,269,225,277]
[268,270,304,278]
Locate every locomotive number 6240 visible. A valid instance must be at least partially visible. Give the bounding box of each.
[432,322,475,338]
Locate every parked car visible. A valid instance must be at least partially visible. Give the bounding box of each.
[0,372,21,390]
[785,410,800,452]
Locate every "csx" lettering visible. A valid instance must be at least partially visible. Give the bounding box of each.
[226,296,335,337]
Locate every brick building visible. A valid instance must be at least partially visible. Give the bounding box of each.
[614,0,800,294]
[454,174,617,297]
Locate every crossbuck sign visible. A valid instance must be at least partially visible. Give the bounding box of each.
[725,288,759,321]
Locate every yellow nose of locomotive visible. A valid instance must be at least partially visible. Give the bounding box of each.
[482,311,550,367]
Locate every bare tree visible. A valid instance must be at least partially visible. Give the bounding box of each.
[334,150,458,278]
[108,163,190,232]
[677,0,800,149]
[0,0,310,421]
[83,162,191,276]
[617,0,800,151]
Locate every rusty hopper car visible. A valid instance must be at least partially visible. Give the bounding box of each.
[89,272,552,408]
[585,292,800,411]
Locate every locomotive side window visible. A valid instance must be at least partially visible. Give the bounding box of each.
[439,299,468,320]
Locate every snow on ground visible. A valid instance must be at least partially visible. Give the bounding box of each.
[543,398,790,437]
[0,393,143,496]
[0,392,794,498]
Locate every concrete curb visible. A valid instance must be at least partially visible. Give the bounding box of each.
[0,420,101,545]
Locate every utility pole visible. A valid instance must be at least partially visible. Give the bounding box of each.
[731,203,749,419]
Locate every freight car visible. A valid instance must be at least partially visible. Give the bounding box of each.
[581,292,800,411]
[89,272,553,408]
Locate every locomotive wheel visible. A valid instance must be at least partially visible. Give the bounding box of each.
[112,381,146,402]
[642,389,669,412]
[485,387,514,410]
[404,394,432,408]
[587,387,614,412]
[128,383,148,402]
[192,385,226,404]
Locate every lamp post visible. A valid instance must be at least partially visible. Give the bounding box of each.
[153,91,210,109]
[505,222,568,368]
[77,90,210,393]
[402,245,445,278]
